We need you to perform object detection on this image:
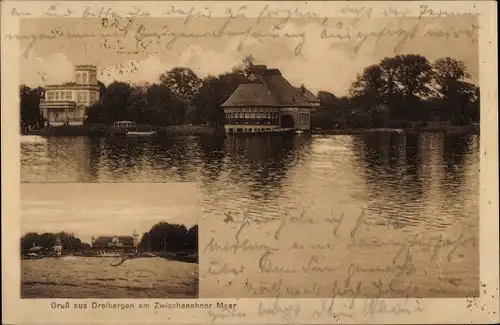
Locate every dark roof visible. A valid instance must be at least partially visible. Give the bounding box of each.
[92,236,135,247]
[221,65,319,108]
[295,87,320,103]
[75,65,97,70]
[220,84,281,106]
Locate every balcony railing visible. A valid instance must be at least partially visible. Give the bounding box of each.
[225,118,280,125]
[45,84,99,89]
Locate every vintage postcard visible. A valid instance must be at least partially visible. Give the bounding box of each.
[2,1,498,324]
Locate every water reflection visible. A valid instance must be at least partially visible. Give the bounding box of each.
[21,133,479,233]
[21,132,480,298]
[349,132,479,230]
[222,136,312,200]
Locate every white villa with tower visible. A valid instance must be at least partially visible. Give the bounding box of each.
[40,65,100,126]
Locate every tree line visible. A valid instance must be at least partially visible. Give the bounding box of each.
[20,222,198,254]
[20,54,479,131]
[313,55,480,129]
[137,222,198,252]
[21,231,90,253]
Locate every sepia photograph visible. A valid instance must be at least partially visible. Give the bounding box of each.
[2,1,497,324]
[18,11,480,299]
[20,183,199,298]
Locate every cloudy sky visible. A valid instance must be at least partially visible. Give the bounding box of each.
[18,16,478,96]
[21,183,199,243]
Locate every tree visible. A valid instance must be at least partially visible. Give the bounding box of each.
[349,54,434,122]
[381,54,434,100]
[100,81,135,122]
[20,231,88,253]
[432,57,479,124]
[144,83,185,125]
[97,80,107,99]
[138,222,194,252]
[85,102,106,124]
[433,57,472,99]
[20,85,44,128]
[193,71,249,132]
[350,64,386,104]
[186,225,198,251]
[159,67,202,104]
[232,54,256,77]
[379,54,434,120]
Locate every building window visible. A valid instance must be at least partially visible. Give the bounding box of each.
[48,92,54,100]
[82,73,88,84]
[65,92,72,100]
[54,92,60,100]
[245,112,250,118]
[76,73,81,84]
[256,112,261,118]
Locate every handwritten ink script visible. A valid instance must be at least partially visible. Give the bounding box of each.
[200,205,478,321]
[4,4,479,58]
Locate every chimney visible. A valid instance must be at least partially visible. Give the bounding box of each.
[251,65,267,76]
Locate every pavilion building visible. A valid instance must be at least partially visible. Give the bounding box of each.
[221,65,320,134]
[91,235,137,253]
[40,65,100,126]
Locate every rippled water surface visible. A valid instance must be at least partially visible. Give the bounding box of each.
[22,257,198,298]
[21,133,480,297]
[21,133,480,226]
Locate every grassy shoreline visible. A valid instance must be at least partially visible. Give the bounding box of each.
[313,125,480,135]
[22,124,216,137]
[21,124,480,137]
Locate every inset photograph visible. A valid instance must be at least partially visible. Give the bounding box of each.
[21,183,199,298]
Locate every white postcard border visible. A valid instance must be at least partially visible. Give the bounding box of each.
[2,1,498,324]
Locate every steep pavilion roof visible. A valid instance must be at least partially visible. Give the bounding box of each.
[221,65,319,108]
[295,87,321,104]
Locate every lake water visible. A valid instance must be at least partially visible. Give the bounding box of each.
[22,257,198,298]
[21,133,480,297]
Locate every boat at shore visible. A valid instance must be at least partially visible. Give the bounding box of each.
[23,253,44,260]
[96,251,123,257]
[126,131,157,137]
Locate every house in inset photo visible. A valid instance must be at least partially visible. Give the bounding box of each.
[21,219,199,298]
